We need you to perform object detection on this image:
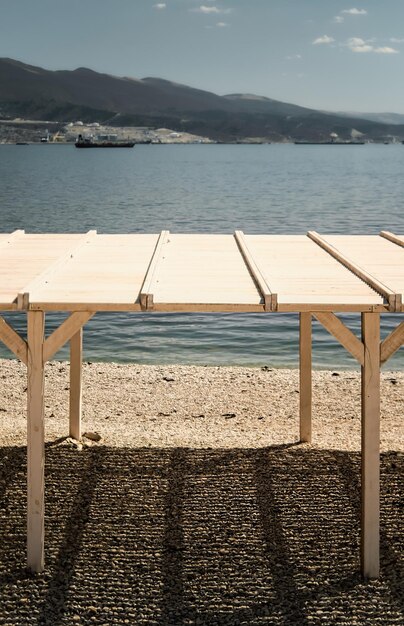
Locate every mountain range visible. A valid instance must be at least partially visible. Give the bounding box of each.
[1,57,403,142]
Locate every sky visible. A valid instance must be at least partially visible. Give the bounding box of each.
[1,0,404,113]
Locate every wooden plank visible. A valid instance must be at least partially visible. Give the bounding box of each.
[43,312,94,363]
[149,235,266,308]
[0,229,25,249]
[379,230,404,248]
[139,230,170,310]
[313,312,365,366]
[0,234,89,308]
[69,328,83,440]
[27,310,45,573]
[299,313,312,443]
[238,235,385,311]
[0,316,28,364]
[17,230,97,309]
[380,321,404,365]
[361,312,380,579]
[234,230,277,311]
[27,234,160,308]
[307,231,398,312]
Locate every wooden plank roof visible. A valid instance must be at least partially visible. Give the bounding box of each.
[0,231,402,313]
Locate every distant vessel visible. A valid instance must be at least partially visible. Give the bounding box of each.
[294,140,365,145]
[75,134,135,148]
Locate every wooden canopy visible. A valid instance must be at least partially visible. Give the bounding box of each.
[0,230,403,579]
[0,230,403,312]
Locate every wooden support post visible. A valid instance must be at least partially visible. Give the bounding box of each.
[299,312,312,443]
[69,328,83,440]
[361,312,380,579]
[27,311,45,573]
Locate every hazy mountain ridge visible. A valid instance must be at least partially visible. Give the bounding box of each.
[1,58,403,142]
[334,111,404,126]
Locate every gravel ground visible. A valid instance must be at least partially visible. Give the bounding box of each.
[0,359,402,625]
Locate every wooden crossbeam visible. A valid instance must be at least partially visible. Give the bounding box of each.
[380,321,404,365]
[17,230,97,310]
[313,312,364,366]
[0,229,25,249]
[43,312,94,362]
[379,230,404,248]
[234,230,277,311]
[0,316,28,364]
[140,230,170,310]
[308,231,399,312]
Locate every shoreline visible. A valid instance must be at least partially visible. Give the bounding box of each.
[0,359,402,452]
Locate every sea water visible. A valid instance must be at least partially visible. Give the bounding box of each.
[0,143,403,369]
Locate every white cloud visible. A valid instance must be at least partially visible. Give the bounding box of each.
[312,35,335,45]
[342,8,368,15]
[192,5,232,14]
[345,38,399,53]
[374,46,399,54]
[390,37,404,43]
[153,2,166,8]
[216,21,228,27]
[333,16,344,23]
[347,37,367,47]
[351,44,373,52]
[285,54,302,60]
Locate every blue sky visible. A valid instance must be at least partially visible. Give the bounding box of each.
[1,0,404,113]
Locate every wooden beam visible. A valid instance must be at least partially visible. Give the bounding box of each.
[0,229,25,249]
[69,328,83,440]
[17,230,97,310]
[299,313,312,443]
[380,321,404,365]
[313,312,365,366]
[361,312,380,579]
[27,310,45,573]
[308,231,398,312]
[234,230,277,311]
[43,312,94,363]
[379,230,404,248]
[0,316,28,364]
[140,230,170,310]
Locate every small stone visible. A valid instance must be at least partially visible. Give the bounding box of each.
[222,412,236,419]
[83,431,102,442]
[163,376,175,382]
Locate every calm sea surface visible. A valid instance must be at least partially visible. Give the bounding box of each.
[0,143,403,369]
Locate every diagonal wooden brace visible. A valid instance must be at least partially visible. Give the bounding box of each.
[313,312,365,366]
[0,316,28,364]
[380,321,404,365]
[43,312,94,363]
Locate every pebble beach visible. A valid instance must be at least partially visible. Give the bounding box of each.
[0,359,403,625]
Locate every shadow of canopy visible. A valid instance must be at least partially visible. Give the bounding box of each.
[0,445,402,625]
